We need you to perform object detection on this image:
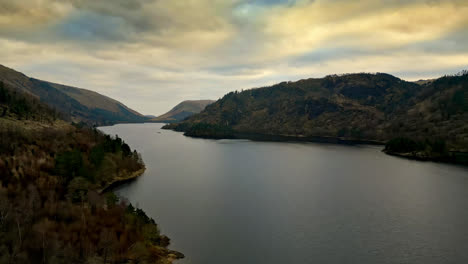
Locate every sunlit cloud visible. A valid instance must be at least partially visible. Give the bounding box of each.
[0,0,467,114]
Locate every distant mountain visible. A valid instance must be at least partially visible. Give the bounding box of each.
[0,64,148,125]
[165,72,468,164]
[413,79,436,85]
[151,100,214,122]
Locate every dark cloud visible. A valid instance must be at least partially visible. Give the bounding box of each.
[65,0,155,32]
[406,28,468,54]
[56,10,131,42]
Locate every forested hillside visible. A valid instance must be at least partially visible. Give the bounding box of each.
[165,72,468,164]
[0,83,183,263]
[0,64,148,125]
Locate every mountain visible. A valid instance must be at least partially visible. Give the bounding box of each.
[413,79,436,85]
[164,72,468,164]
[0,64,148,125]
[150,100,214,122]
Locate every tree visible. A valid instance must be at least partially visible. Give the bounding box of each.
[55,150,83,182]
[0,81,9,103]
[121,143,131,157]
[89,145,105,167]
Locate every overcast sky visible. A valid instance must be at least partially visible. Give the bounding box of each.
[1,0,467,115]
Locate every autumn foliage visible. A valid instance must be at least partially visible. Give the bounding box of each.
[0,85,183,263]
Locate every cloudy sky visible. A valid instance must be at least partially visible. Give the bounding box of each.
[1,0,467,114]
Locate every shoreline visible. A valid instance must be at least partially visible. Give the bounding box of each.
[163,126,385,146]
[383,150,468,166]
[165,124,386,147]
[164,126,468,166]
[99,168,146,194]
[230,132,384,145]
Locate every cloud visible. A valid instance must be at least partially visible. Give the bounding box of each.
[260,0,468,58]
[0,0,467,114]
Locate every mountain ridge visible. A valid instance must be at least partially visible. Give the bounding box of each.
[0,64,148,125]
[150,99,214,122]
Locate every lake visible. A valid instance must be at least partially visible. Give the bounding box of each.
[99,123,468,264]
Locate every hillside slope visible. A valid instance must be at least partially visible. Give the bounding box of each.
[0,83,183,263]
[151,100,214,122]
[0,64,148,125]
[165,72,468,163]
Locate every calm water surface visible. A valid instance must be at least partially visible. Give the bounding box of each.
[100,123,468,264]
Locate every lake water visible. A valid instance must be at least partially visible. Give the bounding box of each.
[99,123,468,264]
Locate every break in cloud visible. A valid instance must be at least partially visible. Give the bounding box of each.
[0,0,467,114]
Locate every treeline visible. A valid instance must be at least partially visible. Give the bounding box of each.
[384,137,447,154]
[164,122,235,139]
[54,130,145,192]
[0,81,59,122]
[167,72,425,139]
[0,87,182,263]
[0,122,144,190]
[384,137,468,165]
